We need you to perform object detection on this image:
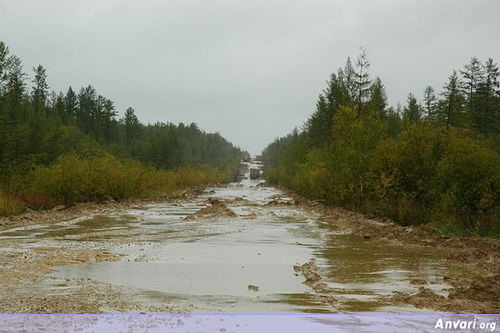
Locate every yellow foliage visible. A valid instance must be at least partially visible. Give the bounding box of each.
[0,193,25,216]
[27,153,237,205]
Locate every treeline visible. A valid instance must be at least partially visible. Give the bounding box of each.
[263,51,500,235]
[0,41,243,215]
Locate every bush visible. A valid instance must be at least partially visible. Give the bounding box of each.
[433,134,500,232]
[16,193,57,210]
[23,153,238,206]
[28,153,145,204]
[0,193,25,216]
[366,123,445,224]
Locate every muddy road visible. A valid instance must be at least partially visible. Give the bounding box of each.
[0,161,498,314]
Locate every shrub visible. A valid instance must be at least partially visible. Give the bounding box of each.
[16,193,57,210]
[433,134,500,232]
[24,153,238,206]
[0,193,25,216]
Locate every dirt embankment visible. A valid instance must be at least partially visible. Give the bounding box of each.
[0,187,206,231]
[270,188,500,314]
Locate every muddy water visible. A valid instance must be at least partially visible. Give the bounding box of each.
[0,161,462,313]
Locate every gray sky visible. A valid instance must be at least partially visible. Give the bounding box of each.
[1,0,499,154]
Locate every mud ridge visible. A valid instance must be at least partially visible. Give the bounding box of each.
[0,186,209,231]
[184,197,237,220]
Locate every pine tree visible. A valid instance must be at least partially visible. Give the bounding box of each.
[440,70,465,131]
[353,49,371,117]
[460,57,483,100]
[342,57,356,105]
[64,86,78,119]
[31,64,49,112]
[124,107,140,141]
[422,86,437,118]
[475,58,500,135]
[403,93,421,122]
[4,55,25,108]
[367,77,387,118]
[0,41,10,93]
[77,85,97,134]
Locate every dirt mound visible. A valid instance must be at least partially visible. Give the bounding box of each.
[386,287,447,310]
[293,258,331,293]
[224,197,258,206]
[265,196,294,206]
[184,198,237,220]
[409,278,428,285]
[383,285,497,314]
[448,274,500,313]
[294,258,321,284]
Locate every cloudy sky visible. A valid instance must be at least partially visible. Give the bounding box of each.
[1,0,499,154]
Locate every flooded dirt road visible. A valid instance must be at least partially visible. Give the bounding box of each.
[0,161,497,314]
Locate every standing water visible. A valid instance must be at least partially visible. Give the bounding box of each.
[0,161,461,313]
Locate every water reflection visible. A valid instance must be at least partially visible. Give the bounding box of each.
[0,161,462,313]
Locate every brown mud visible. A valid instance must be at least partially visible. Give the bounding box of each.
[269,187,500,314]
[0,187,205,231]
[0,244,186,313]
[1,174,499,314]
[184,197,237,220]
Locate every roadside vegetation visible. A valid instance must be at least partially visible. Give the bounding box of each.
[0,41,243,215]
[263,51,500,236]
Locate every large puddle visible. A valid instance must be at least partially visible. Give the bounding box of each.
[0,161,463,313]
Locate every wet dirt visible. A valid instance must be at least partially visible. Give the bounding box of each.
[273,187,500,313]
[184,197,237,220]
[0,161,498,314]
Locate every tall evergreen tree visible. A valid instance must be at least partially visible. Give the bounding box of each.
[475,58,499,135]
[0,41,10,92]
[77,85,97,134]
[124,107,140,142]
[64,86,78,119]
[4,55,25,108]
[367,77,387,118]
[31,64,49,111]
[440,70,465,131]
[423,86,437,118]
[353,49,371,117]
[403,93,421,123]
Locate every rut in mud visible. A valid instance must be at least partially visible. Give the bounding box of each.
[0,160,497,314]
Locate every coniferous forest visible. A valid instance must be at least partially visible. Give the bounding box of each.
[1,0,500,318]
[0,41,244,213]
[263,51,500,235]
[2,38,500,236]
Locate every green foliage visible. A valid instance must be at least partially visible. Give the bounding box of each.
[0,40,244,213]
[26,153,238,206]
[29,154,144,204]
[263,51,500,235]
[366,123,445,225]
[433,133,500,232]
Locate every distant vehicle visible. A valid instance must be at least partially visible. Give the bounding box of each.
[250,168,261,179]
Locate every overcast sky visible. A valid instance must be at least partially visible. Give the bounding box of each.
[1,0,499,154]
